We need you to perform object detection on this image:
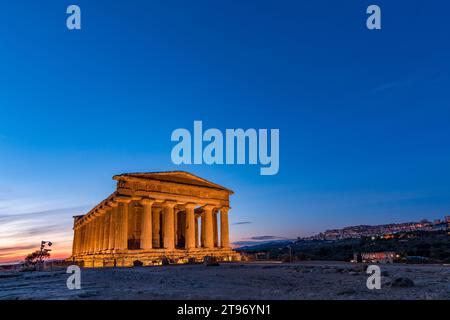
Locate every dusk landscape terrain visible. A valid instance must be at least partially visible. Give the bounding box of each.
[1,262,449,300]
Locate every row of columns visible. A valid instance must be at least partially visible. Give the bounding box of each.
[72,199,230,255]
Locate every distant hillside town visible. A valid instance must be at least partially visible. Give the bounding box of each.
[299,215,450,241]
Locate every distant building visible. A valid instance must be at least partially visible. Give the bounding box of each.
[431,222,448,232]
[361,252,396,263]
[299,215,449,242]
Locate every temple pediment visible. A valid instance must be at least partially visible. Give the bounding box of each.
[113,171,233,194]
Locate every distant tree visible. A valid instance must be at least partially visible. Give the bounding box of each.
[25,250,50,266]
[23,241,52,270]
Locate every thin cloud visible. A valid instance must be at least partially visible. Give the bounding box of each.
[233,221,252,225]
[370,77,417,94]
[231,235,289,247]
[232,239,292,247]
[0,206,89,223]
[231,241,262,247]
[0,244,36,254]
[24,224,68,237]
[249,235,284,241]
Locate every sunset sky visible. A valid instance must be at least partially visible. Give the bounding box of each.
[1,1,450,264]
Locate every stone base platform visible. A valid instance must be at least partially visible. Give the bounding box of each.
[68,248,241,268]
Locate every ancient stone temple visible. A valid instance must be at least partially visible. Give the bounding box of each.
[69,171,240,267]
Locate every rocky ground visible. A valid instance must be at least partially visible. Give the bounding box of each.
[0,261,449,300]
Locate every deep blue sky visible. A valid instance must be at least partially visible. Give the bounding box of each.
[1,1,449,260]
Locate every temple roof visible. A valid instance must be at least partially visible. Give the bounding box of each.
[113,171,234,194]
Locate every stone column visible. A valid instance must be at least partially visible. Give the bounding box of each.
[78,224,84,253]
[95,215,101,252]
[152,207,161,248]
[76,225,80,255]
[195,216,199,248]
[85,224,89,253]
[114,206,121,250]
[100,214,105,252]
[92,219,97,253]
[85,221,90,253]
[90,218,96,253]
[81,224,86,254]
[94,216,99,252]
[108,202,118,250]
[77,227,82,255]
[92,217,97,253]
[98,211,105,251]
[77,226,82,255]
[76,227,81,255]
[213,210,218,247]
[116,200,130,250]
[203,205,214,248]
[89,217,95,253]
[162,201,176,249]
[99,215,104,251]
[72,227,78,255]
[86,224,90,253]
[140,199,154,250]
[220,207,230,248]
[102,210,110,251]
[184,203,196,249]
[89,219,94,253]
[174,209,178,246]
[83,223,88,254]
[201,213,205,247]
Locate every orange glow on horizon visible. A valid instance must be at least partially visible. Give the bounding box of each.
[0,244,72,265]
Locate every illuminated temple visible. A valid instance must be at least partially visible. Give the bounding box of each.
[69,171,240,267]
